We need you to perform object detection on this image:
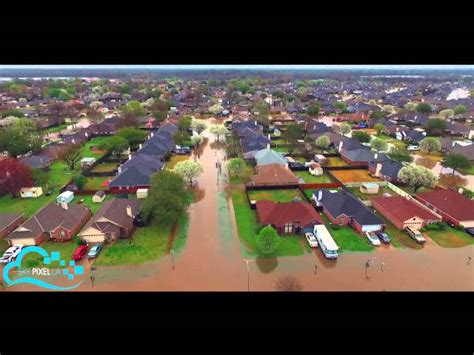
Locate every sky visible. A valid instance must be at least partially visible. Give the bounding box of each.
[0,65,473,71]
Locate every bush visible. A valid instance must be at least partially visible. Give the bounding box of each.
[424,223,443,231]
[331,224,340,230]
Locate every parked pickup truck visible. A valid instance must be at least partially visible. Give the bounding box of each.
[405,226,426,244]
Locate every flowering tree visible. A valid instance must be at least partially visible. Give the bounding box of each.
[397,165,437,193]
[173,160,204,186]
[0,159,33,197]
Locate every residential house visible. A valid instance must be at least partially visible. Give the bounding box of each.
[372,195,442,230]
[340,148,388,167]
[312,189,384,233]
[78,198,141,243]
[255,200,323,235]
[368,159,404,183]
[415,188,474,228]
[0,213,24,240]
[6,202,92,246]
[254,148,287,167]
[445,122,473,138]
[249,163,299,187]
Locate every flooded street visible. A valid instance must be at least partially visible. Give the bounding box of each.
[3,119,473,292]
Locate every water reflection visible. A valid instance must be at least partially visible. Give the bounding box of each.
[256,256,278,274]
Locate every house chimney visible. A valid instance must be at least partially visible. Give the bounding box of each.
[139,143,143,150]
[452,141,456,147]
[374,152,378,160]
[150,132,154,137]
[118,165,122,174]
[375,163,382,177]
[126,205,133,218]
[61,201,68,210]
[128,154,132,161]
[338,141,343,152]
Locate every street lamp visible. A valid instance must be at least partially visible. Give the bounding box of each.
[245,260,250,292]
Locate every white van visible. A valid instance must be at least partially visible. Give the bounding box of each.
[313,225,339,259]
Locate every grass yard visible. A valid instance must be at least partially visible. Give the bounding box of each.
[165,155,189,170]
[22,237,80,268]
[171,212,190,254]
[330,169,380,184]
[0,239,9,254]
[81,136,110,159]
[84,176,112,191]
[417,151,445,163]
[378,134,408,149]
[319,213,374,252]
[247,189,304,203]
[89,162,118,173]
[459,165,474,175]
[325,157,349,167]
[42,123,68,134]
[347,186,397,201]
[423,223,474,248]
[273,146,289,154]
[231,188,305,257]
[294,171,333,183]
[78,194,114,214]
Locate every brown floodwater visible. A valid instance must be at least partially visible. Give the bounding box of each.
[3,121,473,292]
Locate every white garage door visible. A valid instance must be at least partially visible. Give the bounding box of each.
[82,235,105,244]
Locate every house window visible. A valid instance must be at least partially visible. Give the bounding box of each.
[284,223,292,233]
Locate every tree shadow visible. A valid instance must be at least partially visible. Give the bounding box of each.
[256,255,278,274]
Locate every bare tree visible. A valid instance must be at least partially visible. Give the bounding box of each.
[274,275,303,292]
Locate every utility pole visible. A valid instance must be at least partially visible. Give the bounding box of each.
[246,260,250,292]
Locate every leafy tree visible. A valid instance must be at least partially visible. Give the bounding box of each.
[122,100,145,117]
[173,160,204,186]
[315,135,330,149]
[1,126,32,158]
[416,102,433,114]
[254,101,270,125]
[0,108,24,118]
[370,111,384,120]
[397,165,437,193]
[225,131,241,157]
[439,109,454,119]
[352,131,371,143]
[441,153,471,176]
[340,122,351,136]
[382,105,396,114]
[31,168,49,188]
[73,174,88,190]
[173,131,191,146]
[427,118,447,135]
[275,275,303,292]
[307,104,320,117]
[60,143,83,171]
[404,102,417,111]
[453,104,467,115]
[387,146,413,163]
[118,111,139,128]
[30,135,44,154]
[142,171,189,222]
[177,116,193,130]
[209,103,224,115]
[283,123,303,154]
[227,158,246,179]
[99,136,129,156]
[419,137,441,153]
[0,159,33,197]
[370,138,388,152]
[374,123,385,135]
[190,119,207,134]
[190,134,204,147]
[209,125,228,142]
[118,127,147,148]
[333,101,347,111]
[256,225,281,255]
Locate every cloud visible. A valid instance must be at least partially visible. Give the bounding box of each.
[3,246,82,291]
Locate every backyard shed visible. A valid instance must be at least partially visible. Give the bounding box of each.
[314,154,327,165]
[92,190,106,203]
[360,182,380,194]
[80,157,96,168]
[136,188,149,199]
[309,163,323,176]
[20,187,43,199]
[57,190,74,204]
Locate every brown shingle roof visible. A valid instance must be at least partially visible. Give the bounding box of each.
[256,200,323,229]
[250,164,299,186]
[416,189,474,222]
[0,213,23,231]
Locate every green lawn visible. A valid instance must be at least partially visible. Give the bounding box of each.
[417,150,444,163]
[95,219,173,266]
[247,189,304,203]
[165,155,189,170]
[231,188,304,257]
[294,171,333,183]
[347,186,396,201]
[319,213,374,252]
[77,194,114,214]
[42,123,68,134]
[84,176,113,190]
[325,157,349,167]
[423,223,474,248]
[0,239,9,254]
[378,134,408,149]
[459,165,474,175]
[273,146,289,154]
[171,212,190,254]
[22,237,81,268]
[81,137,110,159]
[90,162,118,173]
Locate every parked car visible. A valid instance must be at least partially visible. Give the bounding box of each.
[72,245,89,261]
[0,245,25,264]
[407,144,420,151]
[375,231,391,244]
[365,232,381,246]
[405,226,426,244]
[305,232,318,248]
[288,161,305,169]
[465,228,474,237]
[87,244,103,259]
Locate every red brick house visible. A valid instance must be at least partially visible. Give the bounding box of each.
[6,203,92,246]
[415,189,474,228]
[255,200,323,235]
[372,196,442,230]
[0,214,24,239]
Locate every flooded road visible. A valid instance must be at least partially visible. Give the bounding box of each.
[3,119,473,292]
